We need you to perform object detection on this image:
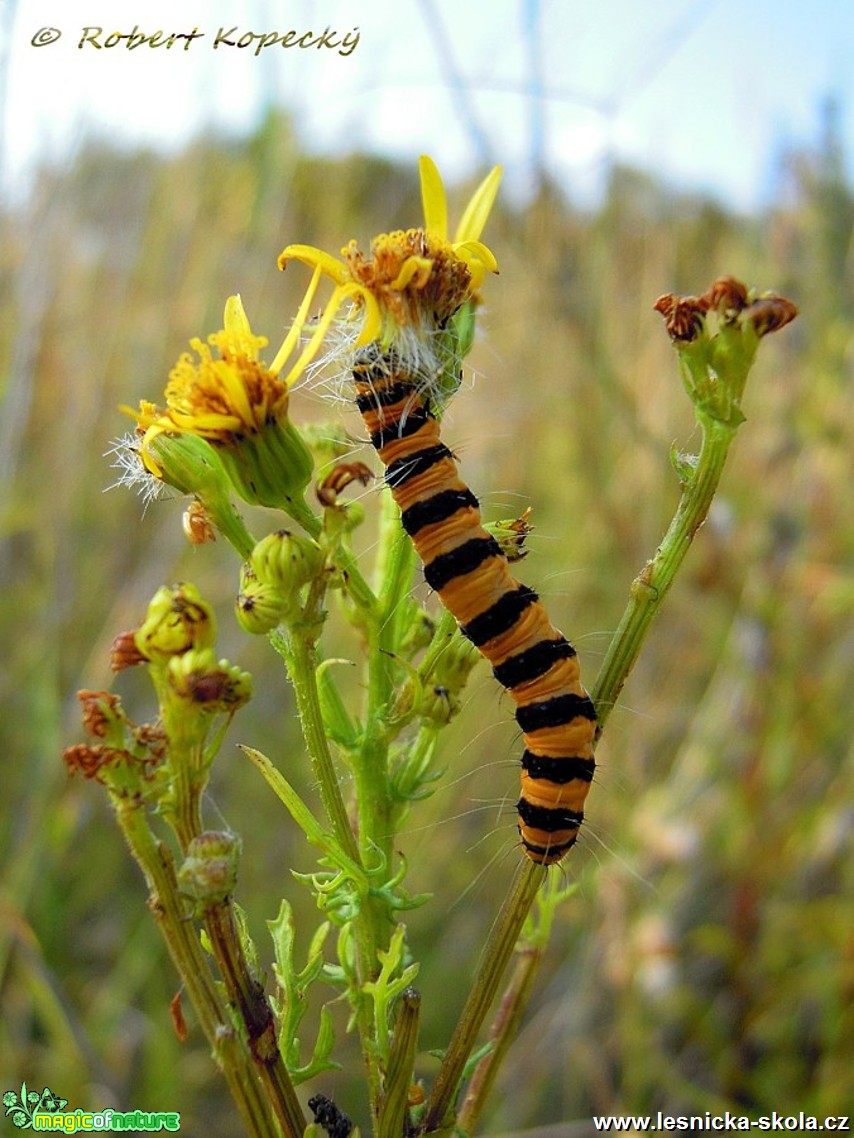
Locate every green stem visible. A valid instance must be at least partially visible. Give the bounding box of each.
[337,542,381,617]
[114,802,278,1138]
[283,492,322,536]
[211,500,256,562]
[271,627,387,1122]
[287,494,379,617]
[456,943,543,1136]
[423,862,545,1133]
[593,414,736,730]
[150,670,205,851]
[358,490,418,867]
[379,987,421,1138]
[274,630,361,867]
[352,490,419,1131]
[204,900,306,1138]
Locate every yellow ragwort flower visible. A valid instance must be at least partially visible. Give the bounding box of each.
[128,296,317,512]
[276,155,502,363]
[133,296,285,462]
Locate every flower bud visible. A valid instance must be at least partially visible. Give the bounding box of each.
[145,430,231,498]
[234,563,289,634]
[217,418,315,511]
[398,606,435,657]
[250,529,324,593]
[135,583,216,662]
[177,831,241,904]
[167,648,253,711]
[419,683,461,725]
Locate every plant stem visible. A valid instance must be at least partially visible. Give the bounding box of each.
[593,414,736,730]
[379,987,421,1138]
[270,627,387,1125]
[358,491,416,870]
[355,491,420,1131]
[275,630,361,868]
[423,862,545,1133]
[284,495,379,617]
[204,900,306,1138]
[456,942,542,1135]
[115,802,279,1138]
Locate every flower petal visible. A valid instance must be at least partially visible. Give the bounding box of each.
[454,165,503,244]
[224,294,252,339]
[453,239,499,275]
[270,263,325,377]
[419,155,448,240]
[278,244,350,285]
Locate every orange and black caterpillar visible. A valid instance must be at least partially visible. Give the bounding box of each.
[353,346,597,865]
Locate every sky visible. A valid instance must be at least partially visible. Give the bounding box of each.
[1,0,851,208]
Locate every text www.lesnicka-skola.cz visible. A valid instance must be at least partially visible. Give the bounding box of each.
[591,1113,850,1132]
[74,26,361,56]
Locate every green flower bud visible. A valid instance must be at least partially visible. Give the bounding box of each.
[178,831,241,904]
[217,418,315,511]
[398,605,435,657]
[250,529,324,592]
[144,434,255,559]
[428,627,481,695]
[235,563,289,634]
[146,431,230,499]
[419,683,461,726]
[135,583,216,662]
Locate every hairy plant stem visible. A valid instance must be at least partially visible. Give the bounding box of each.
[276,629,361,867]
[350,490,421,1132]
[592,413,737,727]
[270,622,388,1129]
[114,801,279,1138]
[423,862,545,1133]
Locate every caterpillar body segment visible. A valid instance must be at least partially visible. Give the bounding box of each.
[353,347,597,866]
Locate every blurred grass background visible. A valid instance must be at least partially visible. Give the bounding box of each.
[0,109,851,1132]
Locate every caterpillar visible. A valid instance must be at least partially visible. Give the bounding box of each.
[352,345,597,865]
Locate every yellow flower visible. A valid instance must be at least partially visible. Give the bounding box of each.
[127,296,317,515]
[276,156,502,362]
[132,296,285,458]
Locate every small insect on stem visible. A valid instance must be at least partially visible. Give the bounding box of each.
[308,1094,354,1138]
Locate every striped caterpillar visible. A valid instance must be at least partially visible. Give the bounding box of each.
[353,345,597,865]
